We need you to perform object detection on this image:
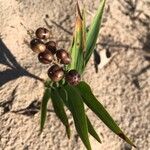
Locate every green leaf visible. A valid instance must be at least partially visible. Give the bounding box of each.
[85,0,106,66]
[51,88,70,138]
[58,87,68,107]
[69,3,85,74]
[76,81,136,148]
[40,88,51,132]
[58,87,101,144]
[64,85,92,150]
[86,116,101,143]
[82,7,87,53]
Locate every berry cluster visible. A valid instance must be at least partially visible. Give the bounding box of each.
[30,27,81,85]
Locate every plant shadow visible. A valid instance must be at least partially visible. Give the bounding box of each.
[0,38,45,115]
[11,100,54,117]
[0,38,43,87]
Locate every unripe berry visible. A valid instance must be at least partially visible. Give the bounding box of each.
[30,38,46,53]
[35,27,50,40]
[65,70,81,85]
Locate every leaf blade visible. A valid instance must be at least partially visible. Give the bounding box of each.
[82,7,87,53]
[76,81,136,147]
[86,116,101,143]
[51,88,70,138]
[58,87,101,143]
[85,0,106,66]
[64,85,92,150]
[69,3,85,73]
[40,88,51,132]
[58,87,68,107]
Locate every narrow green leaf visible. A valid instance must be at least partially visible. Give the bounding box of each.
[85,0,106,66]
[82,7,87,53]
[69,3,85,74]
[51,88,70,138]
[69,36,74,54]
[40,88,51,132]
[86,116,101,143]
[64,85,92,150]
[58,87,68,107]
[76,81,136,148]
[58,87,101,144]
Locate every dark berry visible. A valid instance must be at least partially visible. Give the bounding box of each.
[48,65,64,82]
[30,38,46,53]
[46,41,57,54]
[35,27,50,40]
[38,50,53,64]
[65,70,81,85]
[56,49,71,64]
[62,57,71,65]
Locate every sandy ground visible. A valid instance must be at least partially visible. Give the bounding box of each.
[0,0,150,150]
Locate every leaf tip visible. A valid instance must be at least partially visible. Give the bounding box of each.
[76,1,83,20]
[66,126,71,139]
[97,137,102,143]
[118,133,136,148]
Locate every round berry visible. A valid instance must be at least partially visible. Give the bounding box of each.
[65,70,81,85]
[46,41,57,54]
[61,57,71,65]
[56,49,71,64]
[48,65,64,82]
[30,38,46,53]
[38,50,53,64]
[35,27,50,40]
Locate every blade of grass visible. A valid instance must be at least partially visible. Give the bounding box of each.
[85,0,106,66]
[76,81,136,147]
[64,85,92,150]
[51,88,70,138]
[40,88,51,132]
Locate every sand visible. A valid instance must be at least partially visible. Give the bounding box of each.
[0,0,150,150]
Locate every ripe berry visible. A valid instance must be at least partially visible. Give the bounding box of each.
[46,41,57,54]
[56,49,71,64]
[48,65,64,82]
[38,50,53,64]
[35,27,50,40]
[65,70,81,85]
[30,38,46,53]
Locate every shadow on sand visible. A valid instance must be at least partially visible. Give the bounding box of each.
[0,39,44,115]
[0,38,43,87]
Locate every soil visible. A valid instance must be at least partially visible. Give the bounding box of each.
[0,0,150,150]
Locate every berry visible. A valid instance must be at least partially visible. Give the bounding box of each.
[30,38,46,53]
[65,70,81,85]
[46,41,57,54]
[48,65,64,82]
[35,27,50,40]
[38,50,53,64]
[56,49,71,64]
